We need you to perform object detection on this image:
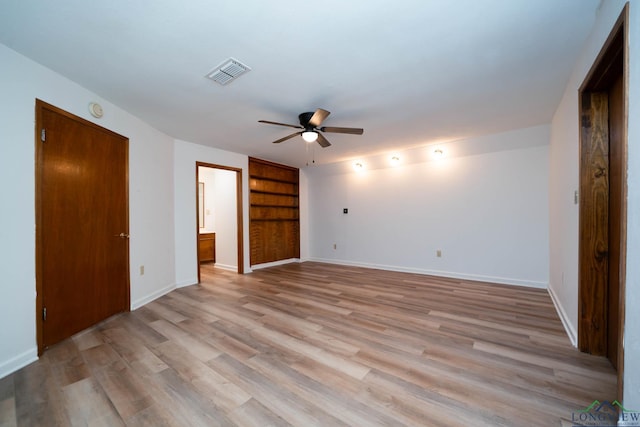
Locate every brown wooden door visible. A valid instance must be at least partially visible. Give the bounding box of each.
[36,100,129,350]
[606,73,624,369]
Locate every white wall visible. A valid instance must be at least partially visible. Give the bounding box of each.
[174,140,250,285]
[199,167,218,233]
[0,44,176,378]
[306,125,550,288]
[549,0,640,408]
[212,169,238,271]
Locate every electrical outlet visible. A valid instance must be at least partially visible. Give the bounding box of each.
[140,265,145,275]
[436,250,442,257]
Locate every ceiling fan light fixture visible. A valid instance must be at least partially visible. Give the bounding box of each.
[302,131,318,143]
[259,108,363,148]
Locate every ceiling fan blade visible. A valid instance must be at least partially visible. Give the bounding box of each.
[259,120,303,129]
[308,108,330,127]
[320,126,364,135]
[316,132,331,148]
[272,132,301,144]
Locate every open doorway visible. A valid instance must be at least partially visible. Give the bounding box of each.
[578,5,627,399]
[196,162,244,282]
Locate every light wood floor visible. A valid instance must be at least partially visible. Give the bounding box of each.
[0,262,616,426]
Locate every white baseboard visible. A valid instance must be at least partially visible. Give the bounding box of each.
[250,258,300,271]
[0,347,38,380]
[131,283,176,310]
[212,263,238,272]
[175,278,197,288]
[547,284,577,347]
[308,257,548,289]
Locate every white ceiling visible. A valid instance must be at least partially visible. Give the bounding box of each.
[0,0,599,167]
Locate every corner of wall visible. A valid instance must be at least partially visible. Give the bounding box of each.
[131,283,177,310]
[547,282,578,347]
[0,348,37,380]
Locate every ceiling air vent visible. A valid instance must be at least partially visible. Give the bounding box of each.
[205,58,251,85]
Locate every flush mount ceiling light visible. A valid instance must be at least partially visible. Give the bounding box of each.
[390,155,400,166]
[433,148,444,158]
[88,102,103,118]
[353,162,364,171]
[302,131,318,143]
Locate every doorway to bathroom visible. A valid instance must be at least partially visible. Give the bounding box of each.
[196,162,244,281]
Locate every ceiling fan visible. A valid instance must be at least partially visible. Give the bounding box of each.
[258,108,364,147]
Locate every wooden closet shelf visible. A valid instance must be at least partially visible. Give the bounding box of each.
[250,175,299,185]
[251,204,299,208]
[250,218,299,222]
[250,190,299,197]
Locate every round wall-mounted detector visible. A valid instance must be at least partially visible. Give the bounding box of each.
[89,102,103,118]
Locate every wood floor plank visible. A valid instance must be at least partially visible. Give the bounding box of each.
[101,327,169,376]
[62,377,125,426]
[149,319,222,363]
[0,374,16,427]
[209,354,349,426]
[152,341,251,411]
[148,367,236,426]
[4,262,617,426]
[246,353,399,427]
[91,362,155,421]
[46,338,92,388]
[13,358,72,426]
[228,398,292,427]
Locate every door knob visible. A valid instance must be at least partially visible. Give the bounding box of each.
[115,233,130,239]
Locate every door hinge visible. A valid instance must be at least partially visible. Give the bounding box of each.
[43,307,47,321]
[41,128,46,142]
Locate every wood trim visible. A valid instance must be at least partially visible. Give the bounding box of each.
[196,166,201,276]
[195,162,244,281]
[579,9,625,93]
[35,101,44,355]
[237,167,244,275]
[578,91,609,355]
[616,2,629,401]
[577,4,628,400]
[248,156,299,173]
